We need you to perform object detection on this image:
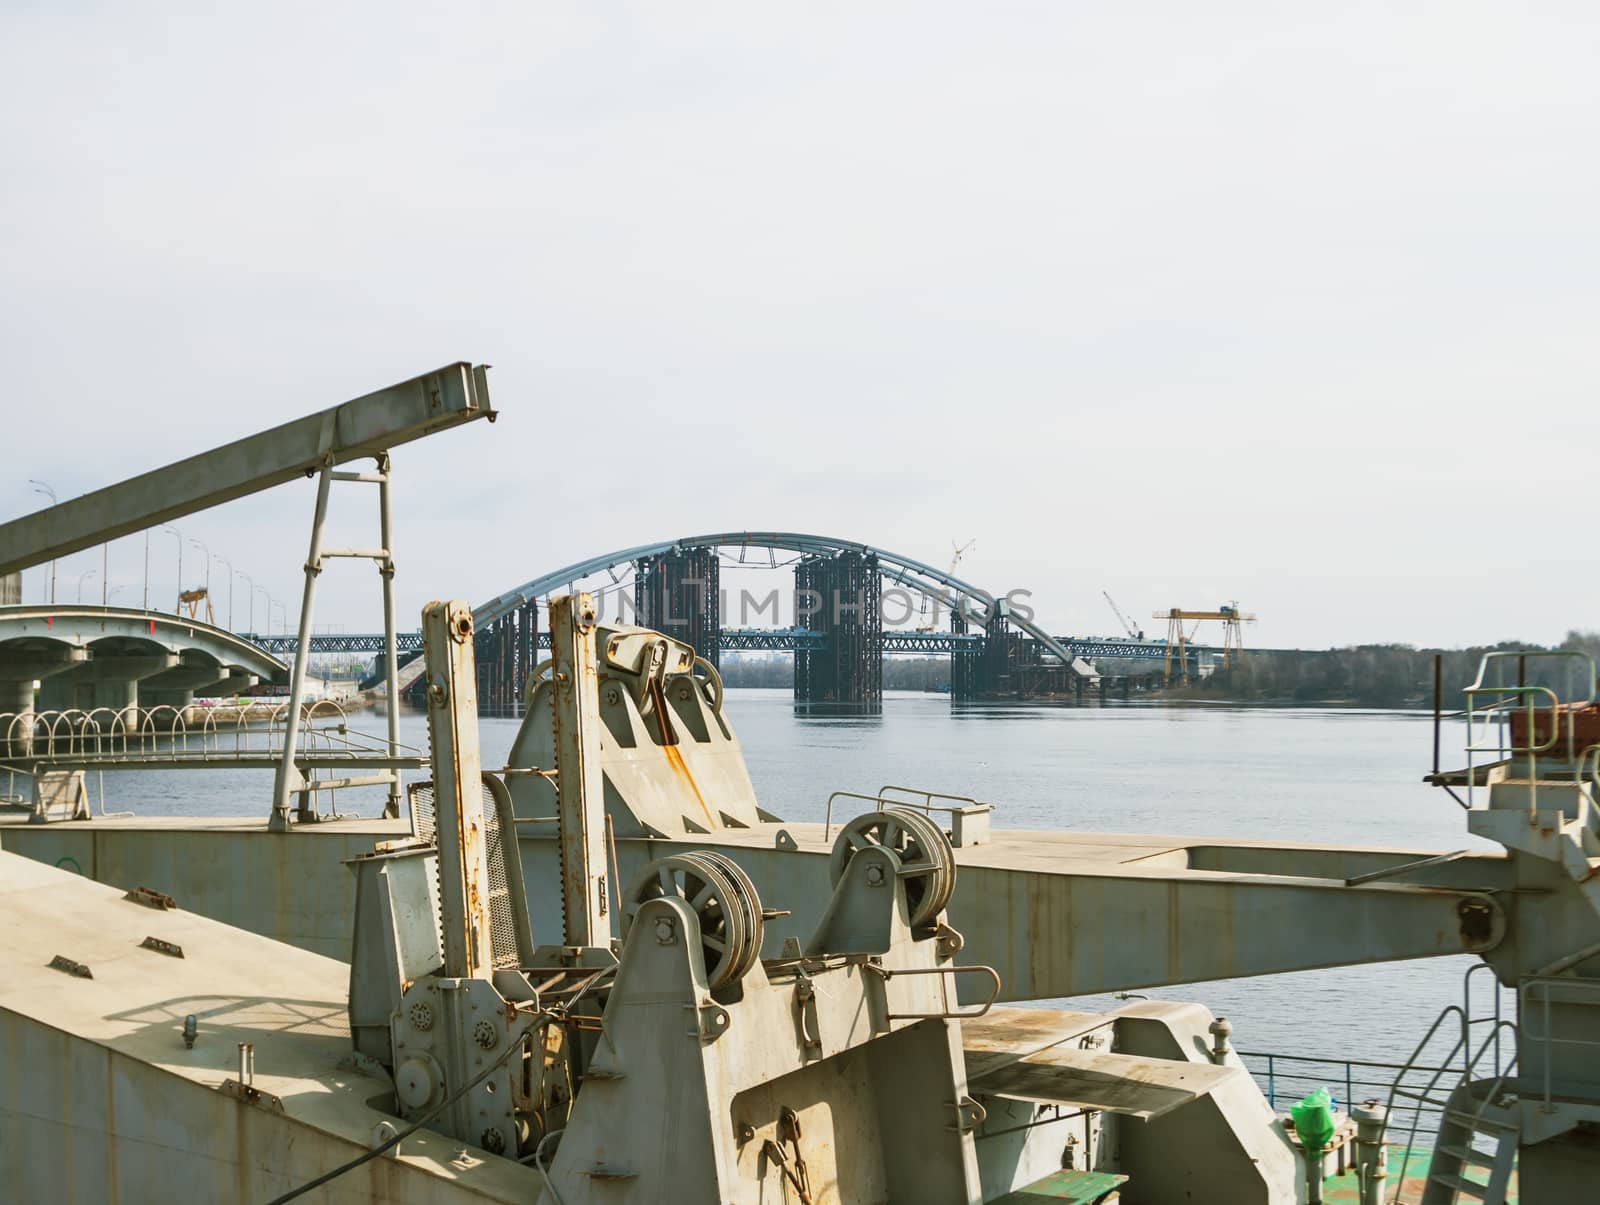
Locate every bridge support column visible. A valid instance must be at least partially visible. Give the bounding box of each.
[950,610,979,702]
[793,550,882,711]
[472,602,539,717]
[980,607,1012,698]
[0,649,88,754]
[143,653,256,724]
[634,547,720,666]
[38,653,180,733]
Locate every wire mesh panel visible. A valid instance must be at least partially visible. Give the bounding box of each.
[406,776,526,970]
[408,780,436,844]
[480,780,520,970]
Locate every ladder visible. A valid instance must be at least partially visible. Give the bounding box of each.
[1420,1082,1518,1204]
[1384,965,1520,1205]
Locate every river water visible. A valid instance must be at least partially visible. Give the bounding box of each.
[81,690,1500,1080]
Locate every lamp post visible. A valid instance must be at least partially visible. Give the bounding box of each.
[215,554,233,630]
[271,599,287,640]
[27,480,56,605]
[77,568,97,604]
[255,585,273,641]
[238,571,254,635]
[189,537,211,598]
[142,530,150,610]
[160,525,183,612]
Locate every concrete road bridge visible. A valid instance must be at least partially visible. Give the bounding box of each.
[0,604,286,721]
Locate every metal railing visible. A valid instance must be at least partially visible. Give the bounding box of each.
[0,704,425,820]
[1381,964,1520,1200]
[1463,650,1596,813]
[1519,974,1600,1114]
[824,785,998,841]
[1238,1050,1453,1144]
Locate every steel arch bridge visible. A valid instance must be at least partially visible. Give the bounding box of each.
[472,530,1082,669]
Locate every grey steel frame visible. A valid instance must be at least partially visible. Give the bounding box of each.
[473,530,1088,676]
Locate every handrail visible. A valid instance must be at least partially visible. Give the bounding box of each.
[1462,650,1598,813]
[1384,961,1523,1203]
[825,785,1000,841]
[1384,1004,1468,1202]
[823,791,891,841]
[1519,975,1600,1113]
[876,784,998,819]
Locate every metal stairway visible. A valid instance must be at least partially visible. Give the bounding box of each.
[1419,1081,1518,1204]
[1385,965,1520,1205]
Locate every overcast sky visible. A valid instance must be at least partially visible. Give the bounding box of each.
[3,3,1596,649]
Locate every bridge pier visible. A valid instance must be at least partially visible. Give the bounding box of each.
[39,652,179,733]
[474,600,536,716]
[142,653,256,720]
[0,649,86,754]
[793,550,882,711]
[950,610,980,702]
[634,547,720,667]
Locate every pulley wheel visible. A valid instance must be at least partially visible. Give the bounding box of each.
[693,850,764,970]
[691,656,725,713]
[623,853,757,990]
[829,807,955,928]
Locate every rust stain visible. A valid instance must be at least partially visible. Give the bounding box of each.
[662,745,717,827]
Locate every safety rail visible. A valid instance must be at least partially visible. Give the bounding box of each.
[1383,963,1520,1202]
[0,702,411,766]
[1463,650,1596,814]
[824,785,998,843]
[0,704,425,819]
[860,961,1001,1020]
[876,784,998,819]
[1519,975,1600,1115]
[1237,1050,1454,1145]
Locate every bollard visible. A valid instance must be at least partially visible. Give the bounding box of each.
[1351,1099,1388,1205]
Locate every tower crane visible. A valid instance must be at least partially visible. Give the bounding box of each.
[917,538,975,631]
[1101,591,1144,640]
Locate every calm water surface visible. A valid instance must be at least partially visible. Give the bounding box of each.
[88,689,1497,1071]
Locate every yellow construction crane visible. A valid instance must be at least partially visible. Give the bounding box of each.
[1153,602,1256,686]
[179,586,215,626]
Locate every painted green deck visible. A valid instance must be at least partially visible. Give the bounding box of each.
[1322,1147,1519,1203]
[990,1169,1129,1203]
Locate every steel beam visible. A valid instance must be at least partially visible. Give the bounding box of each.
[0,363,492,576]
[421,599,494,978]
[549,592,609,948]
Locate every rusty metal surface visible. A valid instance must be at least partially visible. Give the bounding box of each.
[422,600,493,977]
[549,592,610,947]
[961,1006,1113,1080]
[968,1046,1236,1120]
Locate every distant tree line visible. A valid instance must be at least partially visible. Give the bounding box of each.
[718,653,951,692]
[1198,631,1600,709]
[718,633,1600,709]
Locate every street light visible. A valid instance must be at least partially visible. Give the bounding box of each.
[271,599,287,639]
[238,571,254,634]
[107,584,126,606]
[27,480,56,605]
[215,554,233,630]
[76,568,97,604]
[160,525,183,612]
[189,538,210,619]
[255,585,273,639]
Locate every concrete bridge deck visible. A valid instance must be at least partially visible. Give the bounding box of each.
[0,604,286,719]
